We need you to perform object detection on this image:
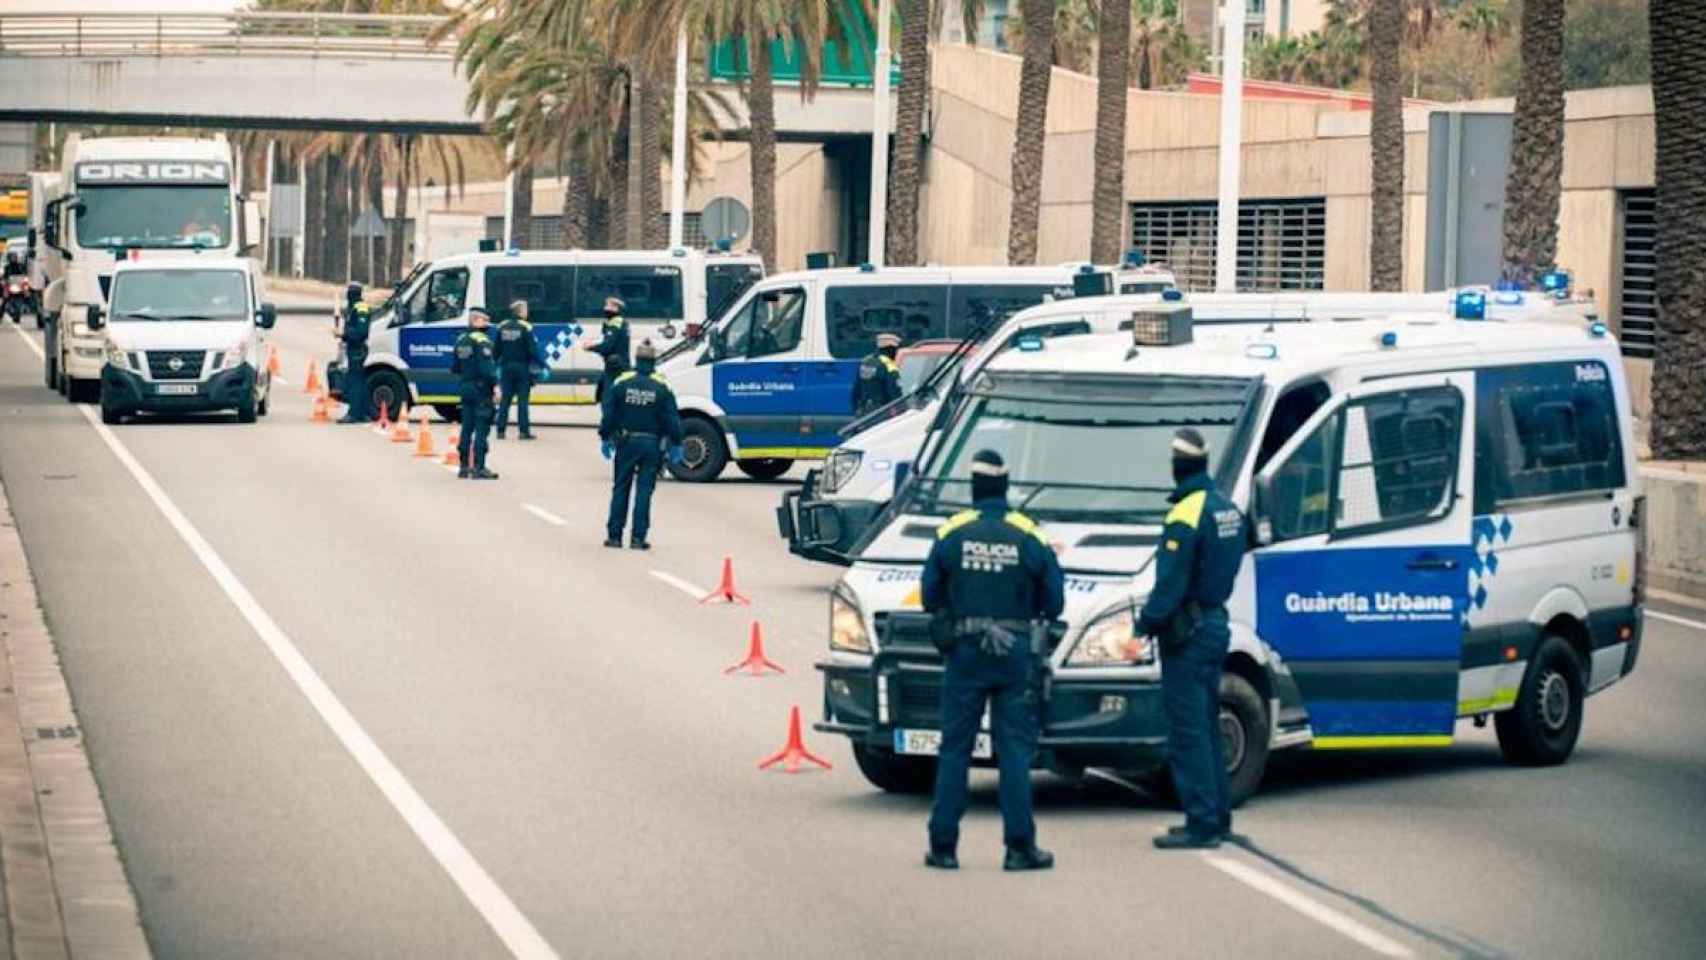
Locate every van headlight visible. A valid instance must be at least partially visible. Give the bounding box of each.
[214,344,245,371]
[104,342,128,370]
[829,587,871,653]
[1066,601,1155,666]
[822,449,863,494]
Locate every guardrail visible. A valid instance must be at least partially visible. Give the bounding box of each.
[0,11,453,60]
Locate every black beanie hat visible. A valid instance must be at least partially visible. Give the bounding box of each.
[970,449,1009,502]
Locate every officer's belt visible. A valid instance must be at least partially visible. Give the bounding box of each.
[617,429,660,441]
[952,617,1034,638]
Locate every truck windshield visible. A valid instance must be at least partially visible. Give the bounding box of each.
[75,186,232,249]
[110,270,249,321]
[908,373,1257,524]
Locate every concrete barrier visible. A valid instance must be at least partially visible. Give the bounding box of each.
[1642,463,1706,604]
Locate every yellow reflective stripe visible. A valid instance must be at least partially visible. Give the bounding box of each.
[1165,490,1207,529]
[734,446,832,459]
[1311,735,1454,750]
[879,356,899,373]
[937,509,980,539]
[414,394,458,403]
[1003,510,1050,545]
[1457,689,1519,714]
[613,371,637,385]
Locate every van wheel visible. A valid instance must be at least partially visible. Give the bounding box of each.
[366,369,409,423]
[1495,634,1584,766]
[851,744,936,794]
[68,378,99,404]
[736,458,793,481]
[432,404,461,423]
[1138,672,1271,809]
[258,381,270,417]
[99,396,122,425]
[667,417,728,482]
[44,346,56,389]
[236,390,257,424]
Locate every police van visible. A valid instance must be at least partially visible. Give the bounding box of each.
[652,263,1121,482]
[817,306,1641,802]
[781,284,1603,564]
[337,248,764,420]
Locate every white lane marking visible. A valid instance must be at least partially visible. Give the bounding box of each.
[522,503,566,527]
[75,404,559,959]
[1646,609,1706,633]
[650,570,710,600]
[1202,854,1412,958]
[9,322,44,360]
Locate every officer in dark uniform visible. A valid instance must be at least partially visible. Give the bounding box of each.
[599,340,683,550]
[1141,427,1246,849]
[921,450,1065,872]
[852,332,903,415]
[336,283,372,423]
[494,298,544,440]
[449,308,500,480]
[584,295,631,404]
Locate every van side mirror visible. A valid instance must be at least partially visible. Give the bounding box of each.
[26,228,36,254]
[1250,476,1274,547]
[257,302,277,329]
[761,290,781,304]
[86,304,104,330]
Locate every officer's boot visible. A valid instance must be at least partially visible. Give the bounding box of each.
[1002,846,1055,871]
[923,849,959,870]
[629,537,650,551]
[457,465,471,479]
[472,466,500,480]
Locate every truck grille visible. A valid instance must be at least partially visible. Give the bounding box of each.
[147,350,206,380]
[895,679,942,727]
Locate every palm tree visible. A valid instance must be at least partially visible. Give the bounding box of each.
[1368,0,1403,291]
[886,0,931,266]
[1090,0,1131,264]
[1131,0,1204,91]
[1005,0,1094,72]
[1008,0,1056,265]
[1498,0,1565,287]
[1454,0,1509,97]
[1646,0,1706,457]
[1248,34,1309,83]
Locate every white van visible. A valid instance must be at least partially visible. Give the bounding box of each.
[340,248,764,419]
[780,286,1603,563]
[817,307,1641,801]
[89,257,278,424]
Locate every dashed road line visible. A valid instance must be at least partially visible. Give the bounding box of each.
[650,570,710,600]
[73,400,559,959]
[1202,854,1413,958]
[522,503,567,527]
[1646,609,1706,633]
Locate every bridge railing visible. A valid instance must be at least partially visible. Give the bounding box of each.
[0,11,454,60]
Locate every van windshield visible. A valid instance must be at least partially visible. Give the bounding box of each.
[908,373,1257,524]
[110,269,249,321]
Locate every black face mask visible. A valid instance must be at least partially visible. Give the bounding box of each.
[604,309,619,319]
[880,345,898,360]
[1172,456,1207,485]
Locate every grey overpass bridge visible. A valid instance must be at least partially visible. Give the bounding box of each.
[0,11,889,138]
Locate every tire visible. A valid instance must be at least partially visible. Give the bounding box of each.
[851,743,936,794]
[44,344,56,389]
[366,368,409,423]
[432,403,462,423]
[68,377,99,404]
[1495,634,1585,766]
[236,389,257,424]
[1138,671,1272,810]
[99,396,121,425]
[666,417,728,482]
[257,380,270,417]
[736,458,793,481]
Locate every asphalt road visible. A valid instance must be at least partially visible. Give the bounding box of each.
[0,311,1702,959]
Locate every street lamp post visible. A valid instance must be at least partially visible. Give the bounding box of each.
[1215,0,1247,293]
[866,0,893,267]
[669,24,689,249]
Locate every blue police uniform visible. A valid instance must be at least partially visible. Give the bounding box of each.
[599,361,682,546]
[922,497,1065,861]
[450,327,498,476]
[852,351,902,415]
[338,302,371,422]
[1139,469,1246,840]
[494,316,544,439]
[590,314,630,404]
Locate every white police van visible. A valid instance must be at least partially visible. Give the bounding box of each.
[781,284,1603,564]
[817,305,1641,801]
[338,248,763,420]
[653,263,1121,482]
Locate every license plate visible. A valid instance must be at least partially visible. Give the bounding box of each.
[894,728,993,759]
[155,383,199,396]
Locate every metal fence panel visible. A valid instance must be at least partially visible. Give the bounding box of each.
[1618,189,1656,360]
[1129,197,1326,292]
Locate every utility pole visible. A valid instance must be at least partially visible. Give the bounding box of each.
[866,0,893,267]
[1214,0,1247,292]
[669,24,690,249]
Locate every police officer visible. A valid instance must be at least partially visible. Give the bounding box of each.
[494,298,544,440]
[1140,427,1246,850]
[599,340,683,550]
[336,283,372,423]
[852,332,903,415]
[921,450,1064,872]
[450,308,500,480]
[584,295,631,404]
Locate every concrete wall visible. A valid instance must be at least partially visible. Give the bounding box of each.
[1641,465,1706,604]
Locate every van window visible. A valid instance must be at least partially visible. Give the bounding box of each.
[1475,362,1625,511]
[1255,380,1332,472]
[1268,412,1337,541]
[1336,388,1462,531]
[707,262,764,321]
[708,287,806,360]
[486,265,575,324]
[420,267,468,324]
[948,285,1060,339]
[826,284,948,359]
[576,265,683,320]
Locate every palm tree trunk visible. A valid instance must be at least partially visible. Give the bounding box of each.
[1498,0,1564,286]
[626,67,648,248]
[388,137,411,281]
[303,152,324,280]
[365,157,385,285]
[1090,0,1131,265]
[640,68,665,248]
[1368,0,1404,291]
[563,144,591,248]
[1647,0,1706,458]
[887,0,930,267]
[510,160,535,250]
[610,90,631,248]
[323,151,349,283]
[748,34,780,269]
[1007,0,1056,266]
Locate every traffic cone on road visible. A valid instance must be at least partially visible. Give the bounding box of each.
[758,706,832,773]
[266,345,282,378]
[389,406,414,443]
[412,408,436,458]
[700,556,752,605]
[309,391,331,424]
[724,622,785,676]
[302,360,321,395]
[442,431,461,467]
[375,400,392,433]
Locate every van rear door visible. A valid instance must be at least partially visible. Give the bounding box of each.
[1252,372,1475,748]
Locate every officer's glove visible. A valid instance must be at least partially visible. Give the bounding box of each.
[978,623,1020,657]
[667,444,686,466]
[601,439,615,461]
[534,367,551,383]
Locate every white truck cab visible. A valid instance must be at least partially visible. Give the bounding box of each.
[89,257,277,424]
[819,306,1641,801]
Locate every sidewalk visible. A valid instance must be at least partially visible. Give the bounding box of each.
[0,483,150,959]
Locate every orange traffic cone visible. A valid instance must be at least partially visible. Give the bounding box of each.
[389,405,414,443]
[375,399,392,432]
[302,360,321,395]
[309,391,331,423]
[700,556,752,605]
[758,706,832,772]
[266,345,282,378]
[412,407,436,458]
[442,431,461,467]
[725,622,784,676]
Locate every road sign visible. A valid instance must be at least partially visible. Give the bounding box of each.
[350,205,387,239]
[701,196,750,246]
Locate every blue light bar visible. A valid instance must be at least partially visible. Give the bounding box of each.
[1494,291,1525,306]
[1162,289,1184,302]
[1016,336,1044,352]
[505,246,521,257]
[1123,249,1146,268]
[1589,322,1609,338]
[1245,343,1278,360]
[859,262,876,273]
[1455,290,1487,321]
[1379,331,1399,349]
[1540,269,1572,292]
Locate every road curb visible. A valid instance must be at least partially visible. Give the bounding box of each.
[0,482,150,959]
